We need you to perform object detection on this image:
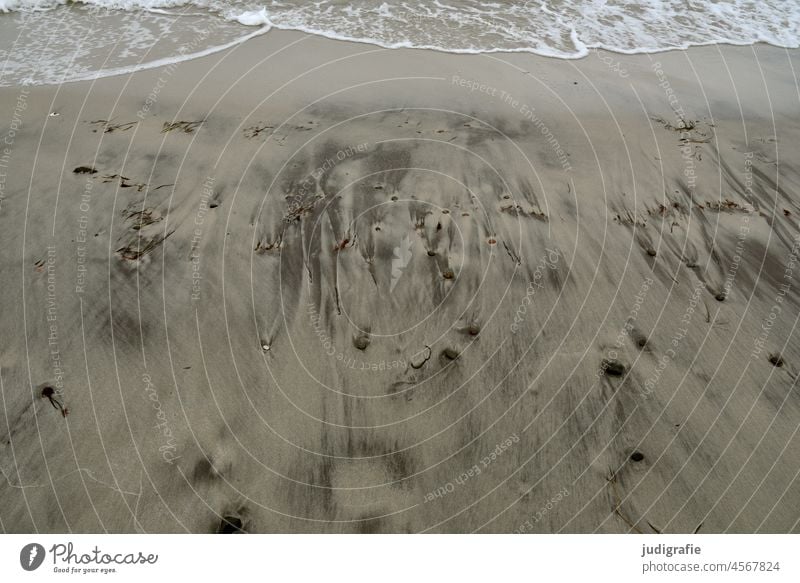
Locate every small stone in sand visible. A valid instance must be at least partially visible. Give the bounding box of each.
[217,516,244,534]
[354,336,370,351]
[602,358,626,376]
[630,451,645,462]
[768,353,784,367]
[442,347,459,360]
[73,166,97,174]
[715,292,726,302]
[647,248,657,257]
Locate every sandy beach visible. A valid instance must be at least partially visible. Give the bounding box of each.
[0,30,799,533]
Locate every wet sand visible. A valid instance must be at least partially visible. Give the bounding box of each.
[0,31,799,533]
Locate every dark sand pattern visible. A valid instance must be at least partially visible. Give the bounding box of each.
[0,32,799,533]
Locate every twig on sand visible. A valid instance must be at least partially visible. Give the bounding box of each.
[161,120,203,134]
[90,119,138,133]
[41,386,69,417]
[608,473,643,534]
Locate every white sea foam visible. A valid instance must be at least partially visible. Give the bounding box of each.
[234,7,271,27]
[1,0,798,86]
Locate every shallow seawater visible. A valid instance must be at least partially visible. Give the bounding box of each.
[0,5,263,87]
[1,0,799,87]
